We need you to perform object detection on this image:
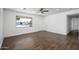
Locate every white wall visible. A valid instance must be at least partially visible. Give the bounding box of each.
[0,8,3,47]
[4,9,79,37]
[4,9,44,37]
[44,13,67,35]
[44,9,79,35]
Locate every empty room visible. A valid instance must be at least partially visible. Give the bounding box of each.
[0,8,79,50]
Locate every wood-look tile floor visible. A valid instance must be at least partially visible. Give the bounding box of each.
[1,31,79,50]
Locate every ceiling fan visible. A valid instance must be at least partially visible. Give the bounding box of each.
[40,8,49,14]
[22,8,49,14]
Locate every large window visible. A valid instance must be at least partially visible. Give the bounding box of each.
[16,16,32,27]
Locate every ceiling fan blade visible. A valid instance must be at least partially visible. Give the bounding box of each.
[43,10,48,12]
[41,11,44,14]
[41,10,48,13]
[39,8,49,14]
[40,8,44,11]
[23,8,27,10]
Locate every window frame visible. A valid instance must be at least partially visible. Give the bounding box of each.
[16,15,32,28]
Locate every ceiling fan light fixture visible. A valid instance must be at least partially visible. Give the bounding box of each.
[40,8,49,14]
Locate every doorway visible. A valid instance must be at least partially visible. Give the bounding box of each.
[67,14,79,39]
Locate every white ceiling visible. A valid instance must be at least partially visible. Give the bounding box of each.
[5,8,78,16]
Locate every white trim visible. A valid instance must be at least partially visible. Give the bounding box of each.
[46,30,67,35]
[0,38,4,48]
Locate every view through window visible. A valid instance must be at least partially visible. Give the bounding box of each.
[16,16,32,27]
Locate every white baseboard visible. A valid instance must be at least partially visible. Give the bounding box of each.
[45,30,67,35]
[4,30,43,38]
